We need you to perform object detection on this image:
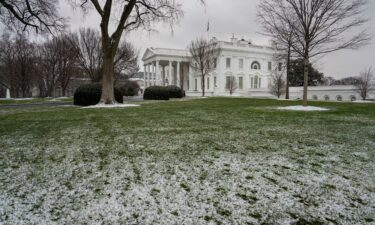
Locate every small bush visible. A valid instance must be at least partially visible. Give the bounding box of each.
[166,85,184,98]
[74,83,123,106]
[144,86,170,100]
[117,80,140,97]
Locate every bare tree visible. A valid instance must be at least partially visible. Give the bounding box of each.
[355,68,374,100]
[114,41,139,80]
[260,0,371,106]
[75,28,103,82]
[56,34,81,96]
[38,34,82,97]
[75,0,185,104]
[0,0,64,33]
[0,34,37,97]
[0,33,13,92]
[188,37,221,97]
[257,3,296,99]
[269,68,286,99]
[226,75,237,96]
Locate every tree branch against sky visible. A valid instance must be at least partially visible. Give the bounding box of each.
[0,0,65,34]
[188,37,221,97]
[257,3,298,99]
[258,0,371,106]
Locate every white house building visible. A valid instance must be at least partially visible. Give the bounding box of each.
[142,37,284,97]
[142,37,374,101]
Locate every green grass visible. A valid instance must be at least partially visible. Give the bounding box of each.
[0,97,73,105]
[0,98,374,224]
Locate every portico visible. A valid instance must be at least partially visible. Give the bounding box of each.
[142,48,191,90]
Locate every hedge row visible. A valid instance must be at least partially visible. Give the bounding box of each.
[74,83,123,106]
[143,85,184,100]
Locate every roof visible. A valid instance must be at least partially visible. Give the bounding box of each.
[142,47,190,61]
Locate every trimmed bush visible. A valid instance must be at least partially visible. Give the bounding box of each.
[166,85,184,98]
[144,86,170,100]
[74,83,123,106]
[117,80,140,97]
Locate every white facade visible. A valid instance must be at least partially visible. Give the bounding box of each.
[142,37,283,97]
[289,86,374,102]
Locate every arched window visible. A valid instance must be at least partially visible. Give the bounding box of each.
[324,95,330,101]
[251,61,261,70]
[312,95,318,100]
[350,95,356,102]
[336,95,343,101]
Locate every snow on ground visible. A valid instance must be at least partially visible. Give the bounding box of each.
[83,103,141,109]
[0,99,374,225]
[277,105,330,111]
[1,98,35,101]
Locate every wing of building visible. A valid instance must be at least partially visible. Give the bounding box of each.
[142,37,284,97]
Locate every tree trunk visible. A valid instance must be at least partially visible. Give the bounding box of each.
[286,45,291,99]
[100,52,115,104]
[201,75,205,97]
[303,56,309,106]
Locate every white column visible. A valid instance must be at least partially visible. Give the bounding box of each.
[147,64,151,87]
[156,60,160,86]
[168,61,172,86]
[153,62,156,86]
[189,64,193,91]
[144,65,147,88]
[6,88,11,99]
[151,62,155,86]
[176,61,181,87]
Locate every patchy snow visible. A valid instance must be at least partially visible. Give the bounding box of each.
[277,105,330,111]
[1,100,374,225]
[82,103,141,109]
[352,100,375,104]
[1,98,35,101]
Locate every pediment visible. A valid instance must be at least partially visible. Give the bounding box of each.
[142,48,156,61]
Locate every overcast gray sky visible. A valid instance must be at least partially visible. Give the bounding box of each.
[62,0,375,78]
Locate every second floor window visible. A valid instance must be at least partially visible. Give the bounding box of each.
[226,58,231,68]
[239,59,244,69]
[268,62,272,71]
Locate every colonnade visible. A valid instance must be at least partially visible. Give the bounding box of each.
[144,60,183,88]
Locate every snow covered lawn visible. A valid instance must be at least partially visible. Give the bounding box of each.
[277,105,330,111]
[0,98,374,225]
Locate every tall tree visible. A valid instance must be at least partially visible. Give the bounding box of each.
[355,68,374,100]
[188,37,221,97]
[258,3,296,99]
[55,34,81,96]
[39,36,73,97]
[75,28,103,82]
[74,28,139,83]
[0,34,36,97]
[113,41,139,81]
[0,0,64,33]
[76,0,184,104]
[260,0,371,106]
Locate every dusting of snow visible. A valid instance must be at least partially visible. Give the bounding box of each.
[82,103,140,109]
[1,98,35,101]
[277,105,330,111]
[351,100,375,104]
[1,100,374,225]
